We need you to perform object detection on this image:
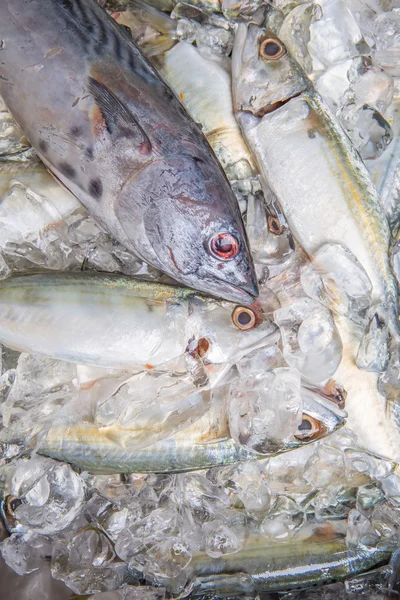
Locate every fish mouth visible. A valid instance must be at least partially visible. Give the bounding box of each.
[211,279,259,306]
[254,91,303,118]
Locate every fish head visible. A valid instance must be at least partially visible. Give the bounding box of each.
[292,390,347,449]
[188,298,279,367]
[118,154,258,304]
[232,22,309,117]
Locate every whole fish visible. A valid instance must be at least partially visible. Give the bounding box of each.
[231,18,400,464]
[232,19,397,330]
[33,386,345,472]
[0,0,257,305]
[187,536,391,597]
[0,271,270,370]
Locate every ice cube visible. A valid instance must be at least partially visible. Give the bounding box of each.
[342,104,393,160]
[356,484,386,515]
[346,508,379,548]
[369,500,400,546]
[356,306,389,371]
[260,496,305,541]
[202,519,245,557]
[94,371,210,449]
[344,448,397,483]
[115,507,181,563]
[52,528,126,595]
[208,462,271,513]
[173,474,232,524]
[266,444,315,495]
[9,457,86,535]
[301,242,372,324]
[303,443,345,488]
[235,343,287,380]
[274,299,342,383]
[228,368,303,453]
[0,532,51,576]
[145,537,192,579]
[279,2,322,73]
[312,486,352,520]
[308,0,363,68]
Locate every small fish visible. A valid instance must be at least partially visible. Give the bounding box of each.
[231,17,400,464]
[0,271,270,370]
[34,385,345,472]
[0,0,257,305]
[187,535,391,597]
[232,18,398,332]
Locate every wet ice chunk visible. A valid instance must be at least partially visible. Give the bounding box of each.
[202,519,245,558]
[279,2,322,73]
[346,509,379,548]
[274,299,342,383]
[308,0,363,68]
[228,368,303,453]
[301,243,372,324]
[115,507,181,564]
[356,306,389,371]
[344,448,397,483]
[94,371,210,449]
[356,484,385,515]
[343,104,393,160]
[52,528,125,595]
[260,496,305,541]
[174,474,232,524]
[303,444,345,488]
[1,532,51,575]
[145,537,192,579]
[208,463,271,513]
[9,457,85,535]
[235,343,287,380]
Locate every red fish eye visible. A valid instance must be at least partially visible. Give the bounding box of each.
[209,233,239,260]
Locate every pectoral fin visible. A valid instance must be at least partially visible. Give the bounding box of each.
[88,76,152,153]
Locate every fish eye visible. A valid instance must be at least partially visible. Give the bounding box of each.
[295,414,327,441]
[260,38,286,60]
[268,216,285,235]
[232,306,256,330]
[209,233,239,260]
[5,495,21,516]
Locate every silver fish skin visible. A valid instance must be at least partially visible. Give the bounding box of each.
[232,21,398,335]
[0,271,271,370]
[187,537,391,597]
[35,387,345,472]
[0,0,257,305]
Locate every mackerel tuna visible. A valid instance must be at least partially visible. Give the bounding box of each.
[187,536,391,597]
[0,0,257,304]
[0,271,270,370]
[35,384,345,472]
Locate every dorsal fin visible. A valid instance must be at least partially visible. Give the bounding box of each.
[88,76,152,153]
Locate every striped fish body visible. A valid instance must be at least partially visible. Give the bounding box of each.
[0,0,257,304]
